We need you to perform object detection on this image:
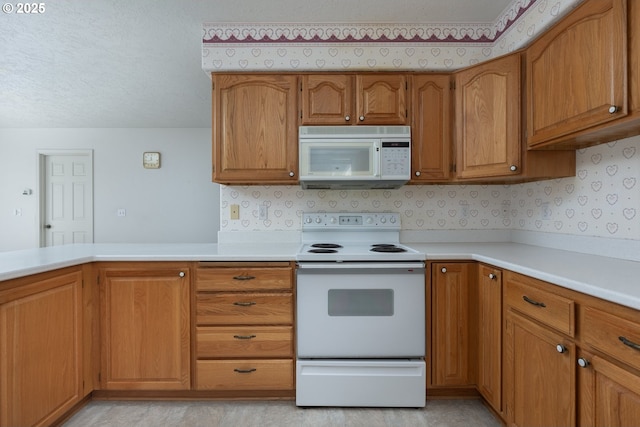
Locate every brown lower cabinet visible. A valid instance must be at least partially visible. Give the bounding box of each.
[429,263,640,427]
[502,270,640,427]
[2,259,640,426]
[194,262,295,393]
[429,262,477,388]
[0,267,87,427]
[98,263,191,391]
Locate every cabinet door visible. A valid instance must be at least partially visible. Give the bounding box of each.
[356,74,408,124]
[212,74,298,184]
[578,351,640,427]
[431,263,475,386]
[527,0,627,148]
[455,54,521,179]
[0,270,83,427]
[478,264,502,414]
[411,74,452,182]
[100,265,190,390]
[505,311,575,427]
[300,74,353,125]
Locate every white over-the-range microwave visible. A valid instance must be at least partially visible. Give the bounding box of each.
[298,125,411,190]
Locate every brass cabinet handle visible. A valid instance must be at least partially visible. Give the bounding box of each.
[488,273,497,280]
[233,334,256,340]
[619,336,640,351]
[523,295,546,308]
[233,275,256,281]
[234,368,257,374]
[233,301,256,307]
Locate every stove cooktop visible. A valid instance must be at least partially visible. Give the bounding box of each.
[298,212,424,262]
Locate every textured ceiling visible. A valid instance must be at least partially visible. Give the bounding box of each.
[1,0,515,128]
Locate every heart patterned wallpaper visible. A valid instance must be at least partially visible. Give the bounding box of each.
[202,0,583,72]
[220,134,639,241]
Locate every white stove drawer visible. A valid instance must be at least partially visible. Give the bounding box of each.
[296,359,426,407]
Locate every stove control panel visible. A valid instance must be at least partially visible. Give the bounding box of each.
[302,212,400,229]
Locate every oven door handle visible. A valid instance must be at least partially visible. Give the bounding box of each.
[297,262,425,269]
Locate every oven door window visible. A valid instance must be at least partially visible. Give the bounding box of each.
[328,289,394,316]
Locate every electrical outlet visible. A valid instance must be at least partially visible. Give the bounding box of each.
[230,204,240,220]
[501,200,510,219]
[541,202,552,220]
[117,208,126,217]
[259,203,268,220]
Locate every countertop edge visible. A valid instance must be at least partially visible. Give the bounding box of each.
[1,242,639,311]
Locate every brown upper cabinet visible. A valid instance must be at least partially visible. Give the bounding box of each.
[453,52,576,182]
[212,74,298,184]
[300,74,409,125]
[410,74,452,182]
[454,53,522,179]
[526,0,640,149]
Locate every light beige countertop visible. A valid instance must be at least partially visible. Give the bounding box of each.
[1,242,638,311]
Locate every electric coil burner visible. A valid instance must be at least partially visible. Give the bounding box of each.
[295,212,426,408]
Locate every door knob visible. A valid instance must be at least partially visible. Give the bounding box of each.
[45,224,52,229]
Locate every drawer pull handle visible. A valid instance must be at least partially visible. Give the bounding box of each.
[234,368,257,374]
[233,275,256,281]
[619,336,640,351]
[233,334,256,340]
[233,301,257,307]
[523,295,546,308]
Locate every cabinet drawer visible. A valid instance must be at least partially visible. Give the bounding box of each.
[505,278,575,336]
[196,293,293,325]
[584,307,640,372]
[196,359,294,390]
[197,326,293,358]
[197,267,292,292]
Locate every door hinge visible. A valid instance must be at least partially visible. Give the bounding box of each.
[98,372,101,382]
[96,275,100,285]
[450,81,456,90]
[211,80,215,91]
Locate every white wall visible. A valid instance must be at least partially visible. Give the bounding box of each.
[0,128,219,252]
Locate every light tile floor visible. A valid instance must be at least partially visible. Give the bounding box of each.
[62,399,502,427]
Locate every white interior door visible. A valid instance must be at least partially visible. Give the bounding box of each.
[40,151,94,246]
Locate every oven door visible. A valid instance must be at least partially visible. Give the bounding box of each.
[296,262,425,358]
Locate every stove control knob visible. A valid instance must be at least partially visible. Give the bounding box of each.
[390,216,397,224]
[366,217,374,224]
[329,216,337,224]
[315,217,322,224]
[380,217,387,224]
[305,217,312,224]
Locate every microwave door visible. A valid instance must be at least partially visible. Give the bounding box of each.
[302,141,377,178]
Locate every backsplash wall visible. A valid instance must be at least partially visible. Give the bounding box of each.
[220,134,639,241]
